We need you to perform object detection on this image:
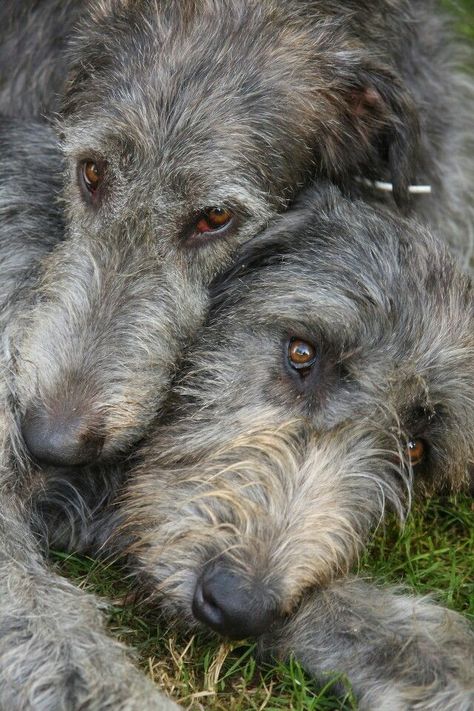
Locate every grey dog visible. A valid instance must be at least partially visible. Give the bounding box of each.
[0,118,180,710]
[0,0,471,545]
[0,121,472,708]
[0,0,474,263]
[0,3,472,527]
[1,1,473,264]
[121,185,474,709]
[0,1,472,708]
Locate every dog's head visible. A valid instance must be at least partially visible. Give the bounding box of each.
[64,0,420,206]
[124,185,473,639]
[12,0,420,472]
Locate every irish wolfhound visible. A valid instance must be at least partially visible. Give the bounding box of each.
[0,118,180,711]
[0,2,470,531]
[0,1,471,707]
[121,185,474,708]
[0,125,471,705]
[0,1,472,264]
[1,123,471,707]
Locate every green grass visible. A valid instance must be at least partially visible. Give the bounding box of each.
[53,552,356,710]
[361,496,474,619]
[443,0,474,41]
[54,494,474,710]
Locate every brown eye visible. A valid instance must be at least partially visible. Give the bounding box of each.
[81,160,102,193]
[405,438,425,466]
[288,338,317,371]
[195,207,233,234]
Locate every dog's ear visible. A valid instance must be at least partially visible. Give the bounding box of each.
[61,1,125,118]
[350,63,421,207]
[316,54,421,208]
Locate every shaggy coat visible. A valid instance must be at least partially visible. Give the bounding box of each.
[122,186,474,708]
[0,3,472,522]
[0,119,179,711]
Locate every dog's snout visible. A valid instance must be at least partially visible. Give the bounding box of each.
[192,566,278,639]
[21,406,104,468]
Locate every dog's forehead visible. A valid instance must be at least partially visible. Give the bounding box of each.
[93,0,314,84]
[64,0,326,191]
[212,223,397,324]
[209,211,472,357]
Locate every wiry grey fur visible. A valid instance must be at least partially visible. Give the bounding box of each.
[122,186,474,709]
[0,0,471,550]
[0,500,179,711]
[0,119,179,711]
[0,0,471,707]
[259,577,474,710]
[0,1,472,265]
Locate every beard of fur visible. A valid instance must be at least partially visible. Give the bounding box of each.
[123,420,412,622]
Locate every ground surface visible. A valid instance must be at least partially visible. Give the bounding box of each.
[55,495,473,710]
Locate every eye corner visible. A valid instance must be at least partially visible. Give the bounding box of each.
[77,157,107,205]
[404,436,427,467]
[401,403,440,468]
[286,336,318,375]
[186,205,236,245]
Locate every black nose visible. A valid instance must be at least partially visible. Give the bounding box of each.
[21,406,104,467]
[192,566,278,639]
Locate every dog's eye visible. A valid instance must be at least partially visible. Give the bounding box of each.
[81,161,103,192]
[405,438,425,466]
[288,338,317,374]
[195,207,233,234]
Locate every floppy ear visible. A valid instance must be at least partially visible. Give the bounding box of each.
[316,53,421,208]
[61,1,128,118]
[349,62,421,207]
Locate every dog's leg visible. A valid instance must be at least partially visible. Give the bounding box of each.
[260,577,474,710]
[0,498,180,711]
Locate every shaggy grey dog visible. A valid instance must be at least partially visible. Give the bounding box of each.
[0,0,472,265]
[0,2,471,526]
[0,120,471,707]
[0,118,179,711]
[122,185,474,709]
[0,1,471,707]
[0,121,471,706]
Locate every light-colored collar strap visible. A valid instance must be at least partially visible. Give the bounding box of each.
[356,177,432,194]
